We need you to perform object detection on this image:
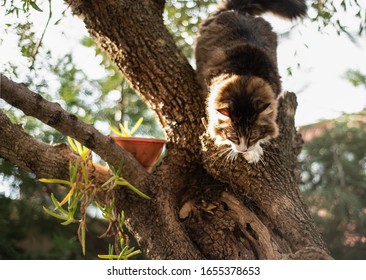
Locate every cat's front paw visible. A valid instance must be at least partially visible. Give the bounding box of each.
[244,145,263,164]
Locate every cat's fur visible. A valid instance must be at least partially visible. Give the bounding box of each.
[195,0,307,163]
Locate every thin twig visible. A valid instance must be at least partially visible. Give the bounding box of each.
[30,0,52,70]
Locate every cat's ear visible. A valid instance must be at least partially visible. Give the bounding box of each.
[217,108,230,117]
[257,102,272,114]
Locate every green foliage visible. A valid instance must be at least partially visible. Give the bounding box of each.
[300,113,366,259]
[164,0,214,58]
[310,0,366,36]
[0,193,106,259]
[40,138,148,257]
[345,70,366,88]
[2,0,43,16]
[96,211,142,260]
[110,117,144,137]
[80,37,164,138]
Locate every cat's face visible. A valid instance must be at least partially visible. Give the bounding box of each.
[207,75,278,154]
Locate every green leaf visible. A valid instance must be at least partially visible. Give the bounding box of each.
[80,223,86,256]
[119,211,125,226]
[67,136,79,153]
[125,250,141,259]
[116,160,124,176]
[110,125,123,136]
[100,176,115,189]
[69,159,80,183]
[116,179,151,200]
[43,206,68,221]
[129,117,143,136]
[119,122,130,137]
[97,254,119,260]
[30,1,43,12]
[75,140,84,157]
[50,193,70,216]
[80,161,89,185]
[39,178,71,185]
[61,218,77,225]
[54,18,62,25]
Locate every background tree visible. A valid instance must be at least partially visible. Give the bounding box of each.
[0,0,364,259]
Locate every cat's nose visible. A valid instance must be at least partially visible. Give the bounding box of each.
[233,143,247,153]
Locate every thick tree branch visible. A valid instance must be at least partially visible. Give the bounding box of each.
[0,75,204,259]
[64,0,205,151]
[1,74,148,188]
[0,109,110,185]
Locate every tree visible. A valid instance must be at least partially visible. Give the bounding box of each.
[0,0,334,259]
[300,113,366,260]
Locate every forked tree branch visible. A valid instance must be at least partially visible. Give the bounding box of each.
[0,74,148,188]
[0,108,110,185]
[0,75,204,259]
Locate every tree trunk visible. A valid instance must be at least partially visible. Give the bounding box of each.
[0,0,332,259]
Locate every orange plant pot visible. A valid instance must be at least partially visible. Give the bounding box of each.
[112,136,166,172]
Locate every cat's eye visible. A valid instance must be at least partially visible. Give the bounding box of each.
[251,131,259,138]
[251,131,261,141]
[217,108,230,117]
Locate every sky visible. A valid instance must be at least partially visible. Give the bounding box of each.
[0,1,365,128]
[269,11,366,126]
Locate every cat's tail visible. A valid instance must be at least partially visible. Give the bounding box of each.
[216,0,307,19]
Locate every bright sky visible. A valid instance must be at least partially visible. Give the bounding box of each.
[1,1,365,127]
[269,10,366,126]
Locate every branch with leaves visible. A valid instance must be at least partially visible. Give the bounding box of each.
[41,137,149,257]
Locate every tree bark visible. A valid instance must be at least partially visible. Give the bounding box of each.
[0,0,332,259]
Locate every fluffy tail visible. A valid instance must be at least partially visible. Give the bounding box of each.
[216,0,307,19]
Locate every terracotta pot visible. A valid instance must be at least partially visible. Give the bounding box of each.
[112,136,166,172]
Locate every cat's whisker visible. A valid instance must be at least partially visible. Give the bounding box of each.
[208,146,232,167]
[259,156,265,166]
[206,146,229,160]
[220,148,234,168]
[223,149,239,169]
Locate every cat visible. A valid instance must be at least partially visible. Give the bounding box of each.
[195,0,307,163]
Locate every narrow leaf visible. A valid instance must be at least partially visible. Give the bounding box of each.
[43,206,68,220]
[116,180,151,200]
[39,178,71,185]
[75,140,84,157]
[81,224,86,256]
[50,193,69,215]
[110,125,123,136]
[125,250,142,259]
[61,218,77,225]
[80,162,89,186]
[30,1,43,12]
[129,117,143,136]
[58,187,75,207]
[116,160,124,176]
[119,123,130,137]
[67,136,78,153]
[98,254,119,260]
[101,176,115,189]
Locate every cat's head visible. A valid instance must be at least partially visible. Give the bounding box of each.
[207,75,279,153]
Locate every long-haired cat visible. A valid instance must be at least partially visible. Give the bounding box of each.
[195,0,307,163]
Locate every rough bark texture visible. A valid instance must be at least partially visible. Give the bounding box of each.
[0,0,332,259]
